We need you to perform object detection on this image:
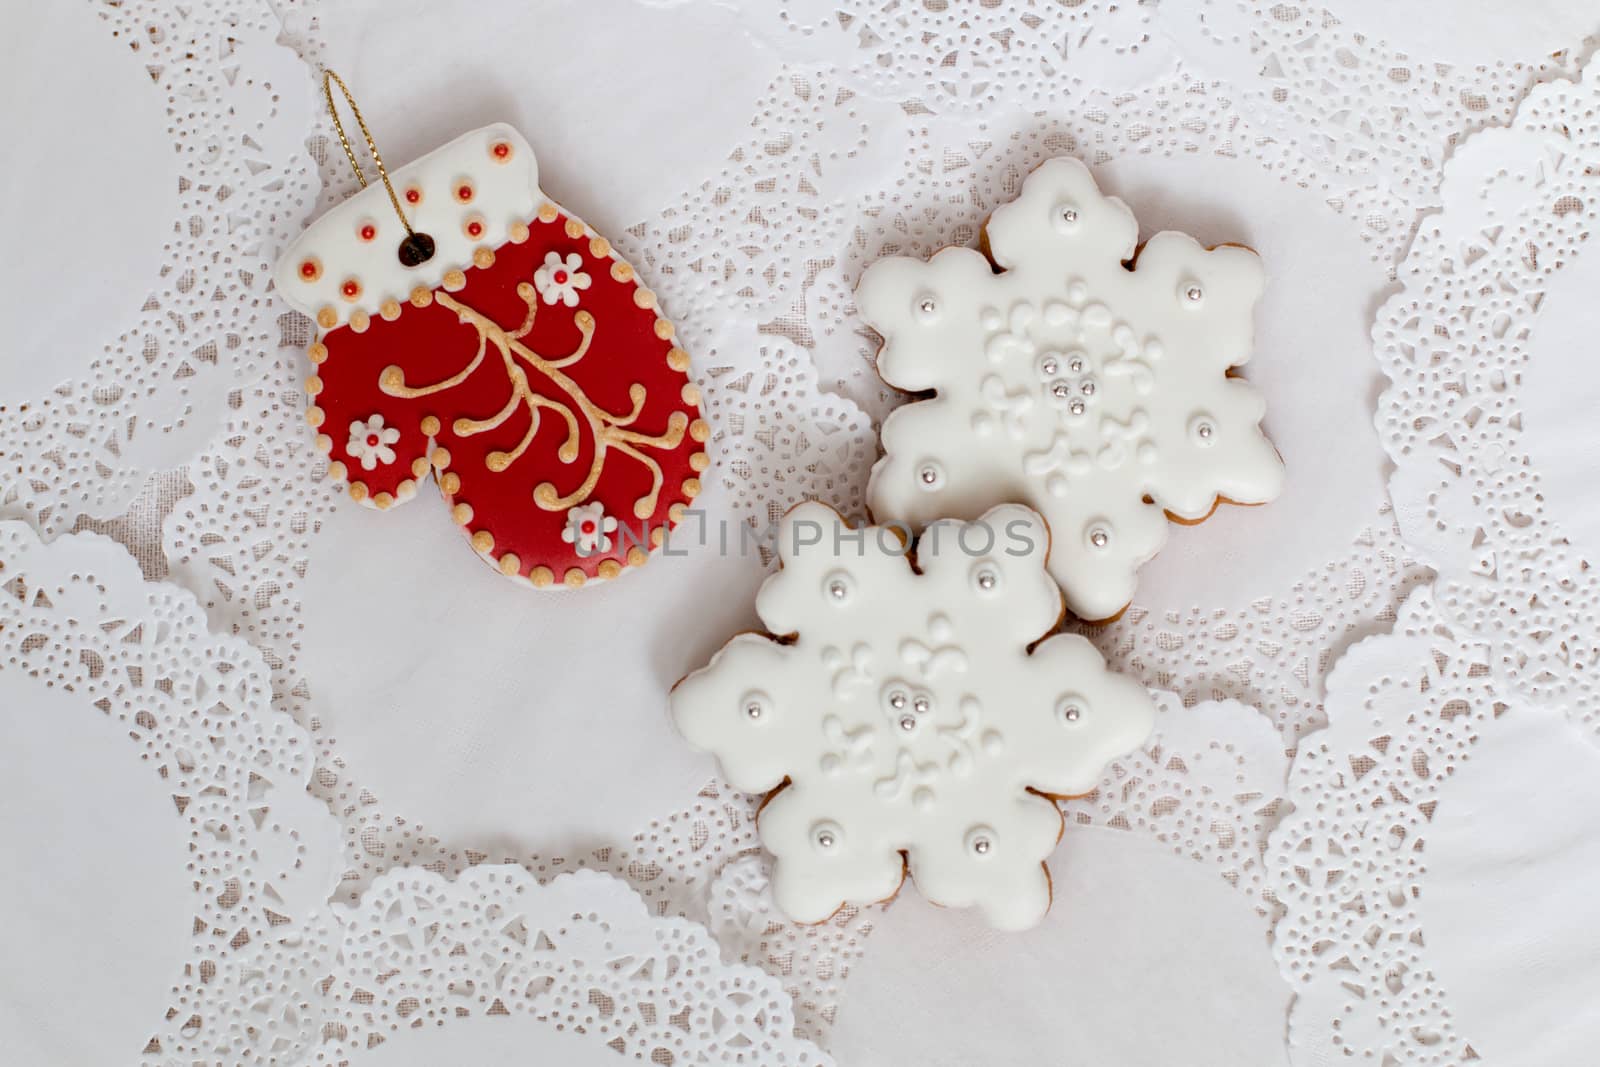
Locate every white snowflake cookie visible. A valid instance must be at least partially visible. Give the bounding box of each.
[859,157,1285,622]
[670,501,1156,930]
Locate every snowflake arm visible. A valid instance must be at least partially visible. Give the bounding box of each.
[670,633,811,795]
[906,790,1060,932]
[981,156,1139,273]
[761,779,908,925]
[868,398,1036,532]
[856,246,996,392]
[1011,633,1158,796]
[1141,374,1285,517]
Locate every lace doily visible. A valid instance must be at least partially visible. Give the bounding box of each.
[1266,585,1600,1064]
[1377,52,1600,733]
[306,865,830,1065]
[1271,50,1600,1066]
[746,1,1594,259]
[0,0,317,538]
[0,521,338,1064]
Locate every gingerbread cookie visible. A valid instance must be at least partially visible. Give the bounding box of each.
[274,124,707,588]
[670,501,1154,930]
[858,157,1284,622]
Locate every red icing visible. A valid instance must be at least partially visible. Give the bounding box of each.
[492,142,511,160]
[359,224,377,241]
[341,279,361,299]
[312,207,701,582]
[405,187,422,204]
[300,259,319,279]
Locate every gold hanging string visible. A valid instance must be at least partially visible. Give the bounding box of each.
[322,70,415,236]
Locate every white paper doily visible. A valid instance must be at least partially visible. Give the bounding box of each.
[1269,585,1600,1065]
[306,865,831,1065]
[1377,53,1600,733]
[1272,48,1600,1066]
[0,522,339,1064]
[0,0,317,537]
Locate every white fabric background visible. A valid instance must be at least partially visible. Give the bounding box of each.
[4,1,1600,1064]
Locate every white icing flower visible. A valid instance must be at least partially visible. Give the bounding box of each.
[533,251,592,307]
[857,158,1285,622]
[345,414,400,471]
[561,502,616,554]
[671,502,1156,931]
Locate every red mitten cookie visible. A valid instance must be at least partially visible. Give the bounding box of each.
[274,124,707,588]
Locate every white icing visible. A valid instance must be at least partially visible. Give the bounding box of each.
[670,501,1155,930]
[533,250,592,307]
[273,124,541,325]
[859,157,1285,621]
[560,502,616,554]
[345,413,399,471]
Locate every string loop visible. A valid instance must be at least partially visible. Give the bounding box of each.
[322,70,415,236]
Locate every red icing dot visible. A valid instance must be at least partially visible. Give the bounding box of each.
[492,141,511,160]
[467,220,484,238]
[359,223,377,241]
[456,184,474,203]
[341,279,361,299]
[404,187,422,204]
[367,434,379,447]
[299,259,319,280]
[582,521,595,534]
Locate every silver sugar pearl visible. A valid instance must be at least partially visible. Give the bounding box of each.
[1069,399,1086,416]
[1186,285,1203,302]
[1068,356,1084,373]
[1061,208,1078,223]
[898,715,917,731]
[972,837,992,855]
[1197,422,1214,439]
[912,696,931,715]
[1080,380,1096,397]
[745,701,763,720]
[919,465,939,485]
[829,580,848,599]
[1051,382,1071,399]
[1063,704,1082,722]
[1041,357,1058,375]
[919,298,937,313]
[816,831,835,848]
[977,569,997,590]
[889,691,908,710]
[1090,528,1109,548]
